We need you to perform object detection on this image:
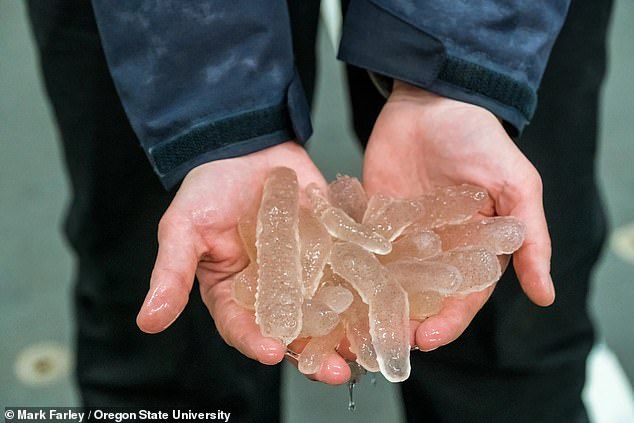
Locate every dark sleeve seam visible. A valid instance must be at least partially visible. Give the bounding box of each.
[438,56,536,122]
[342,56,530,131]
[148,102,293,176]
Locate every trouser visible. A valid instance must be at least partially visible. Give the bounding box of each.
[399,1,612,420]
[28,0,611,421]
[28,2,281,420]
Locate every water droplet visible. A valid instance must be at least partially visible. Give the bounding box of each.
[347,380,356,412]
[345,360,368,411]
[285,348,299,360]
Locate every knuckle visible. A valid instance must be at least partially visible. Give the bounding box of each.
[520,165,543,192]
[158,213,191,239]
[504,165,543,203]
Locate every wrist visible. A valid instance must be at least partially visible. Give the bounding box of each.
[391,80,504,126]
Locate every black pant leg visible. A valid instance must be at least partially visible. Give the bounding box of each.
[339,0,611,421]
[27,1,281,419]
[397,1,612,422]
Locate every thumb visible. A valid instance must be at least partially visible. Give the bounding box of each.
[137,216,199,333]
[498,172,555,306]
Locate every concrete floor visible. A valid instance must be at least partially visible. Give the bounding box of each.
[1,0,633,421]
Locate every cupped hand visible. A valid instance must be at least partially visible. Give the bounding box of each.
[363,81,554,352]
[136,141,350,384]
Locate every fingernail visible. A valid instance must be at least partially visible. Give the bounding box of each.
[422,327,442,344]
[324,360,348,378]
[140,285,184,332]
[547,275,556,299]
[542,274,555,305]
[144,285,170,315]
[418,327,442,352]
[257,341,284,364]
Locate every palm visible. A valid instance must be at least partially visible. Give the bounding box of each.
[135,142,354,384]
[136,142,329,363]
[363,82,554,351]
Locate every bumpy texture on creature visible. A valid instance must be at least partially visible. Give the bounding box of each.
[233,169,525,382]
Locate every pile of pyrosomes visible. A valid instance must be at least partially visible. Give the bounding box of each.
[231,167,525,382]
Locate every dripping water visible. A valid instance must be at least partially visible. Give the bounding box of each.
[348,380,356,411]
[285,348,299,360]
[346,361,367,412]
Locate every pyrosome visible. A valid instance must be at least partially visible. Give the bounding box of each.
[231,168,525,383]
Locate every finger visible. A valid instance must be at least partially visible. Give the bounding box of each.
[310,353,352,385]
[414,285,494,351]
[498,176,554,306]
[512,202,554,306]
[289,354,351,385]
[204,280,286,365]
[287,339,352,384]
[409,319,419,347]
[137,217,199,333]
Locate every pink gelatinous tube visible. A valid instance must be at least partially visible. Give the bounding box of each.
[435,216,525,254]
[363,194,423,241]
[255,167,304,345]
[329,242,410,381]
[431,246,501,294]
[299,208,332,298]
[341,290,379,372]
[385,259,462,295]
[233,177,523,383]
[413,184,488,229]
[379,229,441,264]
[231,262,257,310]
[307,184,391,255]
[306,183,330,215]
[329,242,391,303]
[319,264,348,288]
[368,280,411,382]
[313,285,353,314]
[299,298,340,337]
[327,175,368,223]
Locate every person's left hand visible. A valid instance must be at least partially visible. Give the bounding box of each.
[363,81,554,352]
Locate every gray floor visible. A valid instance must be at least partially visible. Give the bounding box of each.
[1,0,632,421]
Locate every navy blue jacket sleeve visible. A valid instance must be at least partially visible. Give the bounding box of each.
[91,1,312,189]
[338,0,570,134]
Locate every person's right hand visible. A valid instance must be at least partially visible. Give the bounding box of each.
[135,141,352,385]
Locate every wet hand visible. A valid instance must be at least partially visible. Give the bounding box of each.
[363,81,554,352]
[136,141,350,383]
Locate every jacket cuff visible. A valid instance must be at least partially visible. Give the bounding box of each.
[338,0,536,134]
[148,70,312,190]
